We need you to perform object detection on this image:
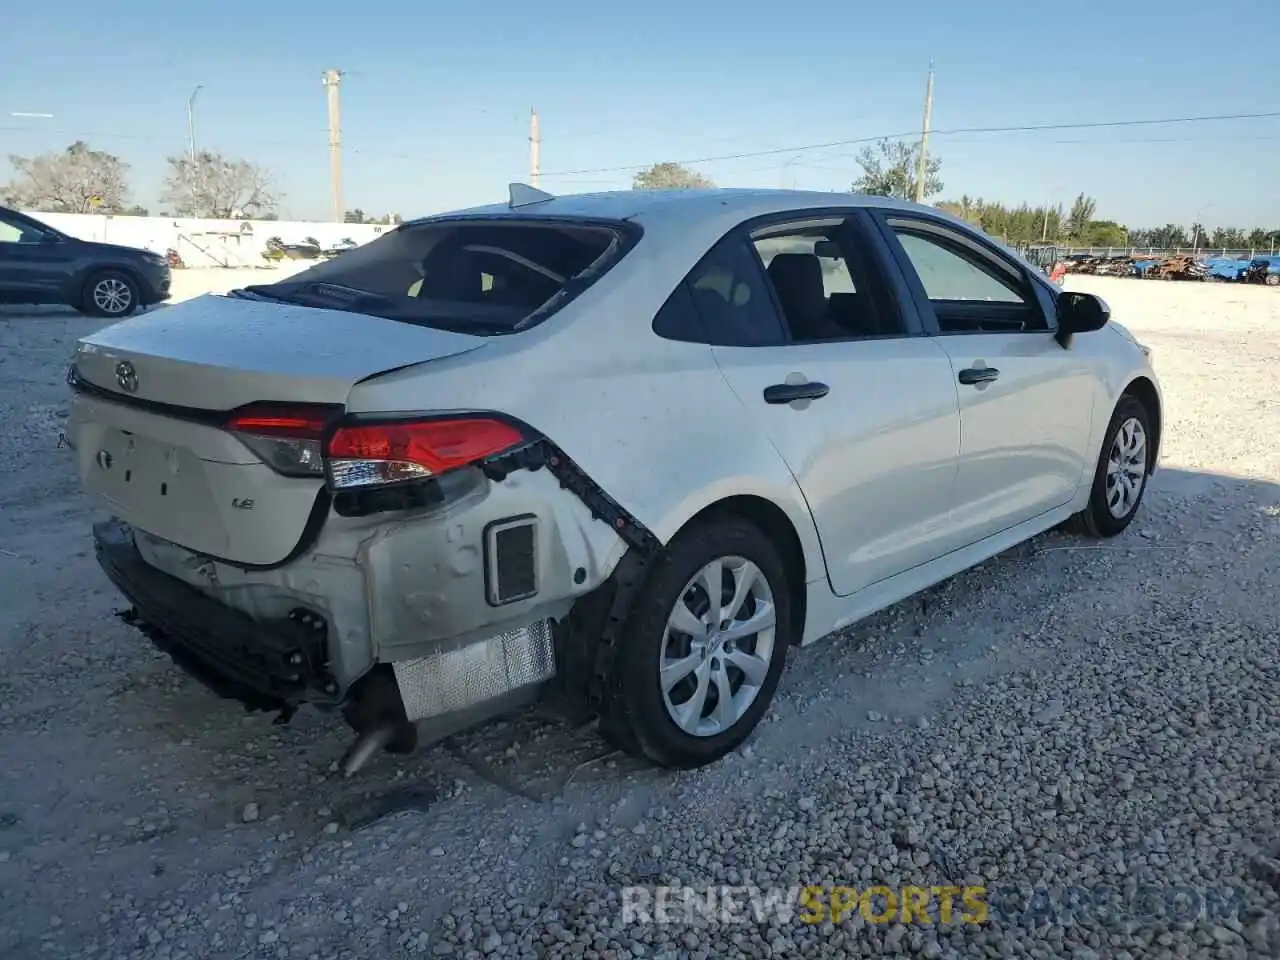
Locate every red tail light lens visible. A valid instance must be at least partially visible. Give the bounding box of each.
[225,403,335,477]
[325,417,526,489]
[226,407,331,438]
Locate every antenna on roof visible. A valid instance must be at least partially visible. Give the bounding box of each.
[508,182,555,209]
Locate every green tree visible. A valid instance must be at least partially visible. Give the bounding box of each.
[1246,228,1272,248]
[1064,194,1098,240]
[934,197,1064,245]
[1209,226,1246,249]
[851,138,942,201]
[633,162,714,190]
[1084,220,1127,246]
[344,208,367,224]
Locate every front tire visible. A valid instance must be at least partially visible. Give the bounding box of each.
[81,270,140,318]
[1069,394,1153,538]
[600,517,793,769]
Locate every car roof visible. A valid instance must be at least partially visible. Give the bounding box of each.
[410,187,957,232]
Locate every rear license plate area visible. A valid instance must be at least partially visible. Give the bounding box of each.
[86,429,221,541]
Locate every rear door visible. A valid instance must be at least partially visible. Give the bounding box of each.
[680,210,962,597]
[871,212,1097,547]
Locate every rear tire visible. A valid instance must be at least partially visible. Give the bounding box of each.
[600,517,793,769]
[1068,394,1153,538]
[1266,274,1280,287]
[81,270,140,318]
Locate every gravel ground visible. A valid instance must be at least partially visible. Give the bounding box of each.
[0,274,1277,959]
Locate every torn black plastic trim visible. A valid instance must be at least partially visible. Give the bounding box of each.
[335,409,662,555]
[479,438,662,558]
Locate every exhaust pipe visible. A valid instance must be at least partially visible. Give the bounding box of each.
[338,723,398,778]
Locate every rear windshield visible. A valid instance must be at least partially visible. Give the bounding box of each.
[233,218,633,334]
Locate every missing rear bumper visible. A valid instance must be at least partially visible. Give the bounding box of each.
[94,519,341,711]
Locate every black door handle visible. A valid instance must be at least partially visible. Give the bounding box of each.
[763,381,830,404]
[958,366,1000,385]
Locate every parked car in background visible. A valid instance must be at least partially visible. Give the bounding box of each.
[0,205,171,316]
[66,186,1162,774]
[320,238,360,259]
[1245,255,1280,285]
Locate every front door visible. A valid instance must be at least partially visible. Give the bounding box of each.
[686,212,963,597]
[0,210,68,303]
[875,213,1097,547]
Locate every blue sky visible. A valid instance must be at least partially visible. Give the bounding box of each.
[2,0,1278,228]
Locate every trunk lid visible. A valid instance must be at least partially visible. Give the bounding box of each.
[69,293,489,566]
[72,292,488,408]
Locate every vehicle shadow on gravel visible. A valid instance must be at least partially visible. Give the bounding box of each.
[0,465,1276,957]
[37,469,1280,809]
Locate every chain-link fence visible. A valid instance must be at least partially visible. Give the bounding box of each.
[1059,247,1278,260]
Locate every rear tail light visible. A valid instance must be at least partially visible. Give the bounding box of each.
[225,404,335,478]
[225,405,527,491]
[325,417,526,489]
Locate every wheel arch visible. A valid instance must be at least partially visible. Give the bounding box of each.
[666,493,812,645]
[1121,375,1162,469]
[73,262,145,307]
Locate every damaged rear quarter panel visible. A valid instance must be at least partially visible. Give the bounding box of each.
[360,465,629,658]
[135,464,628,686]
[344,245,824,582]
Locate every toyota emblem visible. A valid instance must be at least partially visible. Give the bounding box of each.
[115,360,139,394]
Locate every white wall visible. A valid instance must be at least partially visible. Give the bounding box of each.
[19,211,389,268]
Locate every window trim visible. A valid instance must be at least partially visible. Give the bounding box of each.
[870,211,1056,336]
[738,208,925,345]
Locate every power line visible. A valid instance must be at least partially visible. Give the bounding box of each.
[5,108,1279,180]
[538,109,1280,177]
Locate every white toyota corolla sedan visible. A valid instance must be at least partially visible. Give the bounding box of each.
[66,186,1161,773]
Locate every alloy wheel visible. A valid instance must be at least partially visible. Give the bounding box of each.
[659,555,777,738]
[1106,416,1148,519]
[93,277,133,315]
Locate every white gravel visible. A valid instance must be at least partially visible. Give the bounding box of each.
[0,274,1277,959]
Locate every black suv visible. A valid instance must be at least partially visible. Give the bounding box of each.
[0,205,171,317]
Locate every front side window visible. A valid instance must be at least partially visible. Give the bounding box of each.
[894,232,1024,303]
[887,221,1048,334]
[235,218,633,335]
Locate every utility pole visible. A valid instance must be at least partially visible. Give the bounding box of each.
[322,69,343,222]
[187,85,203,163]
[913,63,935,204]
[529,108,540,187]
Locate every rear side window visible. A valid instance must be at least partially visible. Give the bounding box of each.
[238,219,634,335]
[653,235,787,347]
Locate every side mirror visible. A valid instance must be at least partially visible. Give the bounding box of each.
[1055,291,1110,347]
